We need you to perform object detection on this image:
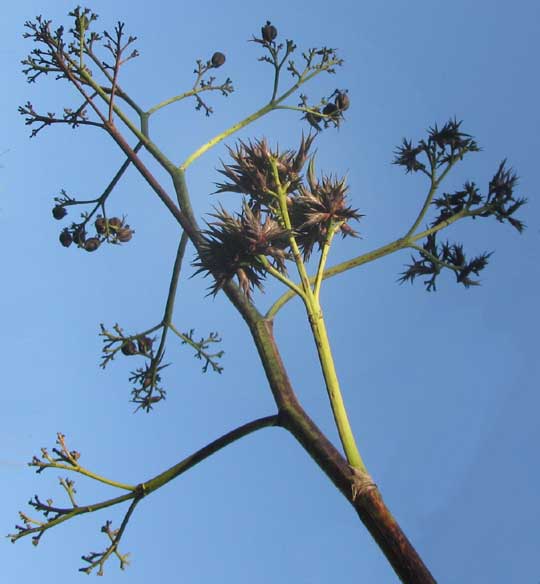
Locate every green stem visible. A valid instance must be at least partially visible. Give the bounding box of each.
[258,255,306,299]
[405,158,455,238]
[142,415,278,494]
[307,310,366,470]
[37,462,136,491]
[268,161,364,468]
[313,224,337,301]
[267,205,472,318]
[180,61,340,170]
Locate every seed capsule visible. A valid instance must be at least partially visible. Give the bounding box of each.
[137,336,153,354]
[52,205,67,220]
[211,52,226,68]
[108,217,122,231]
[322,102,338,116]
[95,216,107,234]
[84,237,100,252]
[335,91,350,111]
[261,21,277,43]
[121,340,138,356]
[72,227,86,245]
[117,227,133,242]
[59,229,73,248]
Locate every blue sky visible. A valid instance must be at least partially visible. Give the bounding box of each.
[1,1,539,582]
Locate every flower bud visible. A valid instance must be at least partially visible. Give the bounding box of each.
[84,237,100,252]
[52,205,67,220]
[261,21,277,43]
[59,229,72,248]
[211,52,226,68]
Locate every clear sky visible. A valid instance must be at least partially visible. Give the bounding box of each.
[1,1,539,582]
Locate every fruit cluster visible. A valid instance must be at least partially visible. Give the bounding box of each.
[54,206,134,252]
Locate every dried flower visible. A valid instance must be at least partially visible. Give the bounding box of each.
[291,159,361,258]
[428,119,478,154]
[393,139,426,174]
[215,134,316,209]
[194,205,290,296]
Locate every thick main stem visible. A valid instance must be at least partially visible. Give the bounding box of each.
[242,317,436,584]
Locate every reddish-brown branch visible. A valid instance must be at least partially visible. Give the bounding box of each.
[246,318,436,584]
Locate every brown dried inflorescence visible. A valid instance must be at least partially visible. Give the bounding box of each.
[291,159,362,259]
[194,205,290,296]
[215,134,316,209]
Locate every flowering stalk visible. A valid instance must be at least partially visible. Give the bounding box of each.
[268,158,366,470]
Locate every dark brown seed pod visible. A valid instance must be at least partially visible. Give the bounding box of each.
[72,227,86,245]
[108,217,122,231]
[211,52,226,68]
[121,340,138,356]
[59,229,72,248]
[52,205,67,220]
[261,21,277,43]
[95,216,107,234]
[137,336,153,354]
[335,91,350,111]
[84,237,100,252]
[322,102,339,116]
[116,227,133,242]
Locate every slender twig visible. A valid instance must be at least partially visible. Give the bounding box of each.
[180,57,341,170]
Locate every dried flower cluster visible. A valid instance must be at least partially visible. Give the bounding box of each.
[301,89,350,131]
[399,233,492,291]
[57,211,134,252]
[393,118,479,175]
[196,133,361,294]
[292,160,361,259]
[99,323,223,412]
[396,121,526,290]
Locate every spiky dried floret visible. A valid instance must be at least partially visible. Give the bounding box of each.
[290,159,361,258]
[215,134,316,209]
[482,160,526,232]
[193,205,290,296]
[399,233,492,291]
[393,139,426,173]
[428,118,479,154]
